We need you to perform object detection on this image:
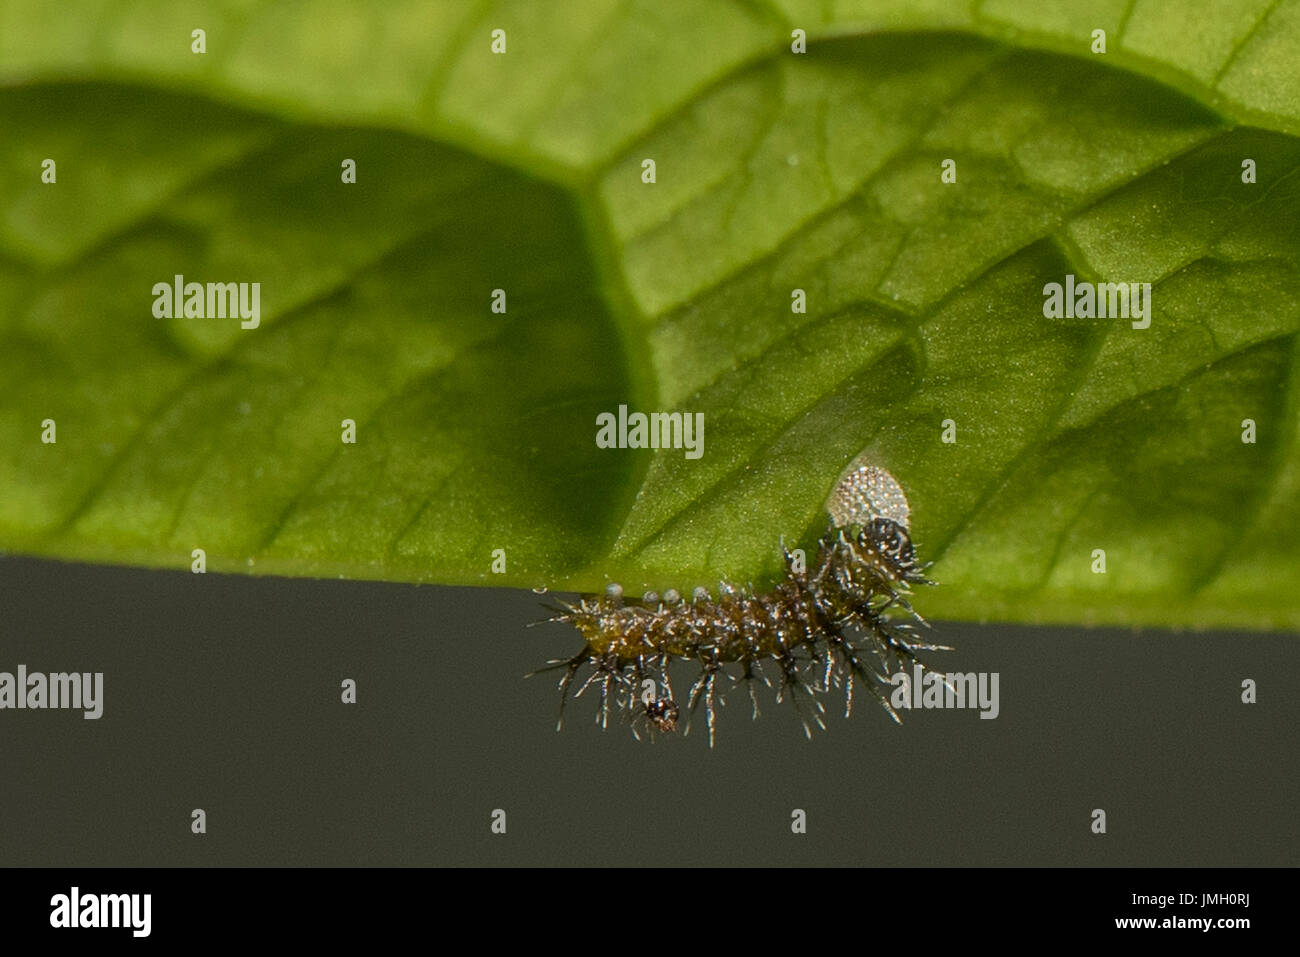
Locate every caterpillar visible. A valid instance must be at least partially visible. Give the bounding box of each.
[533,454,948,746]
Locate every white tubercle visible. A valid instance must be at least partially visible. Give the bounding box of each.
[825,454,910,530]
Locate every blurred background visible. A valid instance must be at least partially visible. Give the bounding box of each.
[1,555,1294,867]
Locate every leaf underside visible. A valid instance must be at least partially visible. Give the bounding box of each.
[1,1,1299,629]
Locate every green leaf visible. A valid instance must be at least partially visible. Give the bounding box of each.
[1,1,1298,629]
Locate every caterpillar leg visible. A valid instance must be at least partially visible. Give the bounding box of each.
[525,645,593,732]
[773,646,825,740]
[739,657,764,720]
[685,653,723,749]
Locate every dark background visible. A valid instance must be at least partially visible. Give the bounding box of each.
[0,555,1294,867]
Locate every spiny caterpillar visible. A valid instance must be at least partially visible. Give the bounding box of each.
[533,455,948,746]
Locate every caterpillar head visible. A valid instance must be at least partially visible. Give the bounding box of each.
[825,454,910,532]
[825,456,927,593]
